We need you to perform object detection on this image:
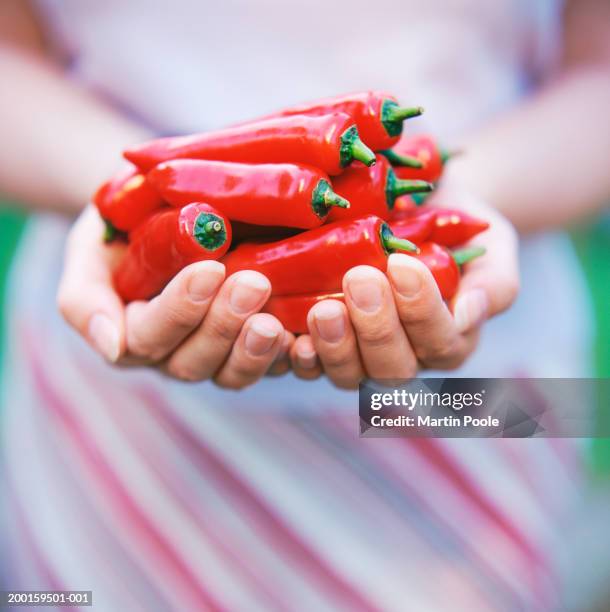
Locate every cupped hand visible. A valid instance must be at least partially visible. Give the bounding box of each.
[57,206,293,388]
[290,192,519,389]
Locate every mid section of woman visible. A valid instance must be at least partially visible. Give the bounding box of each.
[1,0,609,609]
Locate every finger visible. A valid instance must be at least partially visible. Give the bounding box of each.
[307,300,363,389]
[267,331,295,377]
[124,260,225,362]
[214,314,284,389]
[290,334,323,381]
[165,270,271,381]
[386,253,473,369]
[342,266,416,379]
[452,217,519,333]
[428,192,519,333]
[57,206,126,362]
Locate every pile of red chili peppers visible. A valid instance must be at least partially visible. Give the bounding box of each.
[94,90,490,331]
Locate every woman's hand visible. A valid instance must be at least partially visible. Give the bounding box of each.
[289,192,520,388]
[57,206,293,388]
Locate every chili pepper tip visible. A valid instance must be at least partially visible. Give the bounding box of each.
[452,246,486,266]
[379,149,424,169]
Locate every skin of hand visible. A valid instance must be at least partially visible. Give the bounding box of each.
[289,191,519,389]
[57,206,294,389]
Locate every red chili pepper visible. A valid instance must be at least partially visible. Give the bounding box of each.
[263,292,345,335]
[124,113,376,175]
[147,160,351,229]
[93,166,164,237]
[410,242,485,300]
[329,157,433,222]
[222,215,418,295]
[114,202,231,302]
[264,91,423,151]
[381,134,453,183]
[429,209,489,246]
[265,243,485,324]
[389,210,437,244]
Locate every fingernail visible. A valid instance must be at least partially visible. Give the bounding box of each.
[229,272,270,314]
[188,262,224,302]
[345,267,383,313]
[297,350,317,370]
[388,253,422,297]
[454,288,489,333]
[245,320,279,356]
[88,313,121,362]
[313,301,345,343]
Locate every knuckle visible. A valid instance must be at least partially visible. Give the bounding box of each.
[163,302,201,331]
[398,301,429,326]
[356,323,397,349]
[207,315,241,344]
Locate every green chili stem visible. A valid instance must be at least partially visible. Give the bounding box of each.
[312,179,351,217]
[194,212,227,251]
[205,220,222,234]
[440,148,463,164]
[380,224,419,254]
[103,220,117,243]
[323,190,350,209]
[452,246,486,266]
[383,235,419,253]
[384,105,424,124]
[380,149,424,168]
[392,179,434,197]
[350,138,376,167]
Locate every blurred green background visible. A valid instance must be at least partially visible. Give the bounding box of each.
[0,207,27,367]
[0,206,608,467]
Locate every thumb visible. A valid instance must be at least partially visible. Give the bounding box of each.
[57,206,127,362]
